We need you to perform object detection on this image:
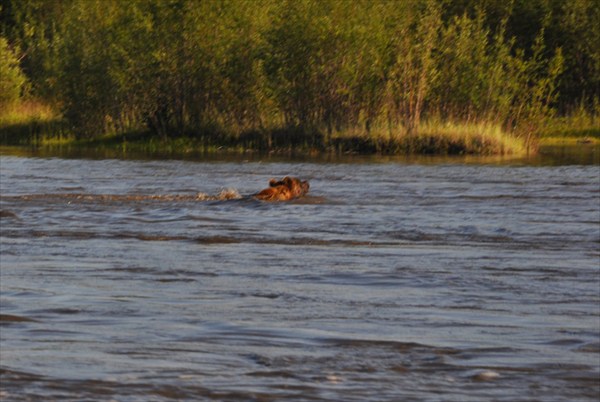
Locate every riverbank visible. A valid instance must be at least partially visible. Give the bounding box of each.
[1,102,598,157]
[0,126,529,157]
[0,111,527,156]
[538,128,600,146]
[537,109,600,146]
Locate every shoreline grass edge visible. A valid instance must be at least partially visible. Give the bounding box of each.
[2,103,598,156]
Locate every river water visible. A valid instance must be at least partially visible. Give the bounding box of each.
[1,147,599,401]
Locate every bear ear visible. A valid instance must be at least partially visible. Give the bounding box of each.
[269,178,279,187]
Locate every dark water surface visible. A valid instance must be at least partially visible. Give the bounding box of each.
[1,147,599,401]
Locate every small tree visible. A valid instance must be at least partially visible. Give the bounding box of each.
[0,36,27,110]
[384,0,441,136]
[511,28,564,150]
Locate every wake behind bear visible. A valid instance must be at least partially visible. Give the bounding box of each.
[11,177,311,203]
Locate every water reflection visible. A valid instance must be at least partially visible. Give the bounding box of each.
[1,143,598,165]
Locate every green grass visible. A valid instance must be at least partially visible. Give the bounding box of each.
[538,127,600,145]
[0,120,533,156]
[3,100,595,156]
[329,120,528,155]
[0,101,69,145]
[0,101,58,127]
[538,106,600,145]
[414,120,528,155]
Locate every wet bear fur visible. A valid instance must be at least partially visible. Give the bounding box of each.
[254,176,310,201]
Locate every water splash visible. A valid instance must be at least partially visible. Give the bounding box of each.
[3,189,244,203]
[214,188,243,200]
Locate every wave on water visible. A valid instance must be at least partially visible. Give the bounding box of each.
[208,188,243,201]
[1,188,243,203]
[0,189,329,205]
[0,210,19,219]
[0,314,38,323]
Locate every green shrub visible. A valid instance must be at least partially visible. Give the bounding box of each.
[0,36,27,109]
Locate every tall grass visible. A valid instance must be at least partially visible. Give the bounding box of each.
[0,100,56,126]
[4,98,591,156]
[416,121,528,155]
[328,120,527,155]
[0,100,67,145]
[0,97,530,155]
[538,102,600,144]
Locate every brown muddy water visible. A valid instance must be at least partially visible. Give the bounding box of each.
[0,146,599,401]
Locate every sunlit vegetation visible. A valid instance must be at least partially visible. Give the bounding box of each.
[1,0,598,155]
[538,102,600,145]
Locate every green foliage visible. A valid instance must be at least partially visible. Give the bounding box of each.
[1,0,597,153]
[0,36,27,109]
[0,0,66,100]
[433,10,493,120]
[384,0,441,135]
[547,0,599,109]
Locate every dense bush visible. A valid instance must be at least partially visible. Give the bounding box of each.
[0,36,27,109]
[1,0,597,141]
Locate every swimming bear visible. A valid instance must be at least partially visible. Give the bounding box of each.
[254,176,310,201]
